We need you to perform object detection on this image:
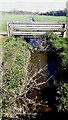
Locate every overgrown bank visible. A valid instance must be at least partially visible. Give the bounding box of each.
[2,34,68,119]
[2,36,32,117]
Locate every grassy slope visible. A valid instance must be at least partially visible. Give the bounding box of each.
[2,36,31,117]
[0,36,2,119]
[0,13,66,32]
[54,37,68,112]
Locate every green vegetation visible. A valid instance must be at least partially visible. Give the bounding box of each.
[54,37,68,65]
[2,34,68,118]
[2,36,32,117]
[55,37,68,112]
[0,13,66,32]
[0,36,2,45]
[0,37,2,120]
[34,15,66,23]
[57,83,68,112]
[49,34,68,112]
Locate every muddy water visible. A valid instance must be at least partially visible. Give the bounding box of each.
[29,51,48,85]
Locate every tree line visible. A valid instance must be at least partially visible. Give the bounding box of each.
[39,9,67,16]
[1,8,67,16]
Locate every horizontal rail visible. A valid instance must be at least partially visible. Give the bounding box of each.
[0,32,7,36]
[10,24,64,27]
[7,22,66,37]
[13,31,62,36]
[13,26,63,28]
[11,22,64,25]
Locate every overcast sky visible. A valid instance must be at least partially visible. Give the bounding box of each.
[0,0,67,12]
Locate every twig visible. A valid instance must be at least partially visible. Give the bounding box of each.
[29,65,48,81]
[36,75,54,87]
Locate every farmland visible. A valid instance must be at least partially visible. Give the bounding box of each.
[0,13,66,32]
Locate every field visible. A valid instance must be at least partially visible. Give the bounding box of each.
[0,13,66,32]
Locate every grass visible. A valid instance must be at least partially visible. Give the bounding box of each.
[0,36,2,119]
[34,15,66,22]
[54,37,68,65]
[0,13,66,32]
[0,37,2,45]
[2,36,31,117]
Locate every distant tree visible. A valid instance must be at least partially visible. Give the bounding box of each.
[39,9,67,16]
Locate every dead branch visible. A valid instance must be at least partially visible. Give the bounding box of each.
[36,75,54,87]
[29,65,48,82]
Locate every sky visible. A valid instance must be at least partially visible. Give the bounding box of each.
[0,0,67,12]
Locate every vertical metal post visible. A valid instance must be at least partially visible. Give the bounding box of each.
[63,24,66,38]
[7,22,10,36]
